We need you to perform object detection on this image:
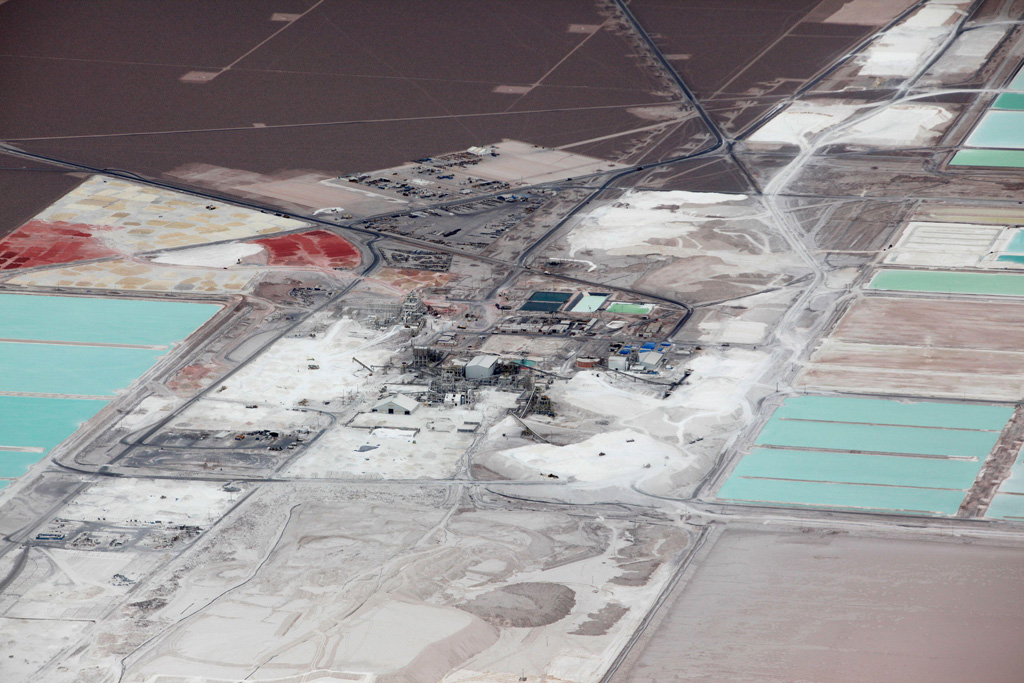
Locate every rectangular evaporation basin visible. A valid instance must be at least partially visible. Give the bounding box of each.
[606,302,653,315]
[986,493,1024,519]
[755,420,999,458]
[0,450,55,479]
[1004,230,1024,254]
[570,294,610,313]
[994,445,1024,495]
[527,291,572,303]
[964,110,1024,149]
[1007,67,1024,92]
[772,396,1012,431]
[0,342,166,396]
[716,476,966,516]
[0,395,108,452]
[0,293,220,346]
[994,93,1024,111]
[868,269,1024,296]
[950,149,1024,168]
[733,448,984,490]
[519,301,563,312]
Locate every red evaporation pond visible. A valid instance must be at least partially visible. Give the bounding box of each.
[254,230,360,270]
[0,220,118,270]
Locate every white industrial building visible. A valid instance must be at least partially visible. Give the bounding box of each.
[465,355,499,380]
[372,394,420,415]
[607,355,628,371]
[637,351,664,371]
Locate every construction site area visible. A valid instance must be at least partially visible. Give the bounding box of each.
[5,1,1024,682]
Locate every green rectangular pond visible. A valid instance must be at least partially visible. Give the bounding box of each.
[733,448,983,489]
[950,149,1024,168]
[756,420,998,458]
[868,269,1024,296]
[1007,67,1024,91]
[994,92,1024,110]
[1002,230,1024,255]
[606,302,653,315]
[717,477,966,516]
[0,396,109,452]
[992,445,1024,495]
[772,396,1011,431]
[717,395,1012,517]
[986,493,1024,520]
[570,294,610,313]
[0,294,217,483]
[0,342,166,396]
[965,110,1024,149]
[0,293,220,346]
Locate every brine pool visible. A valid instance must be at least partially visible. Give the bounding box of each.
[867,269,1024,296]
[0,294,218,485]
[716,395,1012,516]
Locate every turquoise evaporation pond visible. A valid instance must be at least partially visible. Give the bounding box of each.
[993,445,1024,495]
[965,110,1024,149]
[0,396,108,478]
[0,294,218,481]
[756,420,998,458]
[1004,231,1024,254]
[716,395,1013,516]
[868,269,1024,296]
[772,395,1012,431]
[717,477,967,515]
[570,294,610,313]
[987,494,1024,519]
[0,342,166,396]
[950,149,1024,168]
[733,449,983,490]
[1007,67,1024,91]
[994,93,1024,111]
[0,293,220,346]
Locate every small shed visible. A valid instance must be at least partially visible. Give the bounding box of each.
[372,394,420,415]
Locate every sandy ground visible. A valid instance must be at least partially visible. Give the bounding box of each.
[7,258,256,293]
[857,2,967,78]
[800,297,1024,399]
[689,287,798,345]
[152,242,265,268]
[748,101,862,148]
[614,529,1024,683]
[839,103,953,147]
[215,317,400,409]
[479,348,773,494]
[552,190,807,304]
[819,0,918,25]
[884,221,1002,268]
[169,399,324,433]
[28,176,302,253]
[833,297,1024,351]
[920,24,1006,84]
[17,485,691,683]
[59,479,244,527]
[115,395,179,432]
[285,390,518,480]
[749,100,953,150]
